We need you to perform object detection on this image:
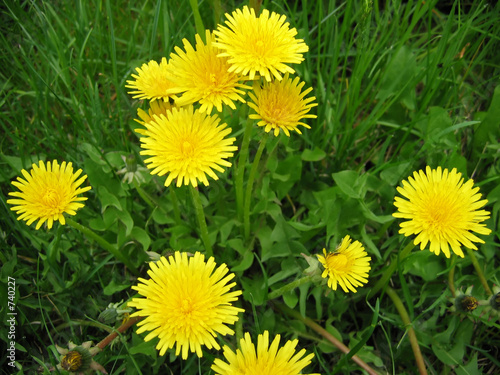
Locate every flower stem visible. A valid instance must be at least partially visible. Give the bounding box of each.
[132,179,155,209]
[368,241,415,299]
[448,256,456,297]
[189,185,213,257]
[272,302,380,375]
[466,248,492,295]
[385,286,427,375]
[244,132,269,240]
[235,119,253,228]
[267,275,321,301]
[97,316,143,350]
[65,217,140,276]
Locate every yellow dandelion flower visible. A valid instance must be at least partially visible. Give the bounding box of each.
[126,57,176,101]
[393,166,491,258]
[248,73,317,136]
[128,251,244,359]
[213,6,309,82]
[211,330,319,375]
[137,105,237,187]
[166,30,250,114]
[317,236,371,293]
[7,160,91,230]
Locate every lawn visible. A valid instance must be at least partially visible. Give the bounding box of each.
[1,0,499,374]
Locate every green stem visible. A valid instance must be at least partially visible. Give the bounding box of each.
[132,179,155,209]
[385,286,427,375]
[235,119,253,227]
[188,0,205,41]
[189,185,213,257]
[368,241,415,299]
[273,302,380,375]
[65,218,140,276]
[268,275,321,301]
[448,256,456,297]
[466,248,492,295]
[244,132,269,240]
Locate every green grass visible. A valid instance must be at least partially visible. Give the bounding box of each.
[1,0,499,374]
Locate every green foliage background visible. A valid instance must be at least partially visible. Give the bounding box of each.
[1,0,499,374]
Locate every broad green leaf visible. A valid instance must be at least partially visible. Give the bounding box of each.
[301,147,326,161]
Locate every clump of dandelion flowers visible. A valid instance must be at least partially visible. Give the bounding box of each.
[128,251,244,359]
[7,160,91,230]
[213,6,309,82]
[166,30,250,114]
[211,330,319,375]
[317,236,371,293]
[393,166,491,258]
[137,105,238,187]
[126,57,176,102]
[247,73,317,136]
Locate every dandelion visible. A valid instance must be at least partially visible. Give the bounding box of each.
[393,166,491,258]
[55,341,106,374]
[167,30,250,114]
[137,105,237,187]
[126,57,176,102]
[7,160,91,230]
[317,236,371,293]
[247,73,317,136]
[213,6,309,81]
[211,330,318,375]
[128,251,244,359]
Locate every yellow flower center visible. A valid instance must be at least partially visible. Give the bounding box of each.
[326,253,348,271]
[255,40,265,52]
[180,298,194,317]
[61,350,83,371]
[181,141,194,157]
[209,73,217,85]
[43,188,62,210]
[422,191,459,232]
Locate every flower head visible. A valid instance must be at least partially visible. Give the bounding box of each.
[126,57,176,102]
[128,251,244,359]
[56,341,107,374]
[248,73,317,136]
[317,236,371,293]
[167,30,250,114]
[214,6,309,81]
[211,330,318,375]
[450,286,479,313]
[137,105,237,187]
[393,166,491,258]
[7,160,91,230]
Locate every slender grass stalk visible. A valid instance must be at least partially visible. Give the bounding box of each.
[189,185,213,257]
[243,132,269,240]
[466,248,492,295]
[272,302,380,375]
[385,286,427,375]
[66,218,140,276]
[235,119,253,226]
[368,241,415,298]
[189,0,206,41]
[267,275,322,301]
